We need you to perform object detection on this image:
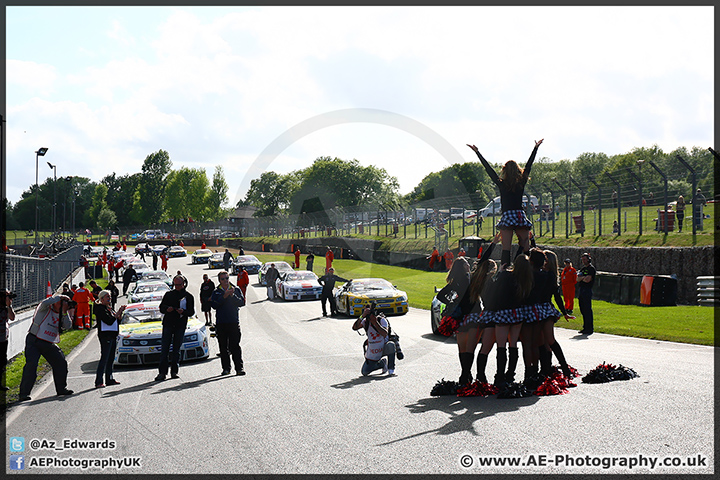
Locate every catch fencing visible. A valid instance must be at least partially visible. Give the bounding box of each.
[2,245,84,311]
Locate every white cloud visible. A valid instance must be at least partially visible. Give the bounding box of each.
[6,60,58,95]
[4,5,714,207]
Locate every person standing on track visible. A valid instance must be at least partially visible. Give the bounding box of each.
[210,271,246,376]
[561,258,577,314]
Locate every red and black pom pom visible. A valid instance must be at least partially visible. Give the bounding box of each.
[437,315,459,336]
[431,378,460,396]
[457,381,499,397]
[582,362,639,384]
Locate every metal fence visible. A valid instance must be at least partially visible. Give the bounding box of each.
[3,244,84,311]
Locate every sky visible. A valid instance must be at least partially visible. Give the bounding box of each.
[5,5,714,207]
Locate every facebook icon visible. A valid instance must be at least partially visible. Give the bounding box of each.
[10,455,25,470]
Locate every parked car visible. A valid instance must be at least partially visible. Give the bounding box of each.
[333,278,408,317]
[138,270,173,287]
[479,195,538,217]
[151,244,168,255]
[128,280,171,303]
[168,245,187,258]
[430,286,452,336]
[257,261,294,286]
[115,301,210,366]
[276,270,323,301]
[208,253,226,269]
[135,243,151,254]
[231,255,262,275]
[191,248,213,264]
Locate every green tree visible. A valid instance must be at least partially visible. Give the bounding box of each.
[290,157,399,214]
[135,150,172,224]
[164,167,210,225]
[86,183,109,226]
[244,171,295,217]
[96,207,118,231]
[207,165,229,221]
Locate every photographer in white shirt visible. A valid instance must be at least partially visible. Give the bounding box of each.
[352,304,397,376]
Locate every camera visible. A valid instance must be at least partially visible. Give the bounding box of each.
[64,299,78,308]
[1,291,17,299]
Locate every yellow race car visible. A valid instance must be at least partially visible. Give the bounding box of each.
[114,301,210,366]
[333,278,409,317]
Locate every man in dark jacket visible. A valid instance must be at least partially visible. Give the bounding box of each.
[121,265,136,296]
[265,263,280,299]
[210,270,246,376]
[318,267,350,317]
[155,275,195,381]
[223,249,233,271]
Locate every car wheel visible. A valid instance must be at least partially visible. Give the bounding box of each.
[431,307,441,335]
[346,298,351,316]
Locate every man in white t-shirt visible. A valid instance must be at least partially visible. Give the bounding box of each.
[352,305,397,376]
[18,295,75,401]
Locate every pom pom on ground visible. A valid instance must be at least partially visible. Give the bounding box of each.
[431,378,459,396]
[582,362,639,384]
[497,381,533,399]
[457,381,499,397]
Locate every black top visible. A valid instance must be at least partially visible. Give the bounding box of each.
[472,143,540,211]
[318,274,349,294]
[159,289,195,325]
[199,280,215,301]
[95,304,119,337]
[577,264,596,290]
[483,270,520,311]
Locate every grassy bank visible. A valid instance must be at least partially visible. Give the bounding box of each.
[252,253,715,346]
[3,329,90,405]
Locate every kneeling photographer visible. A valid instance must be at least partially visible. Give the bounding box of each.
[352,304,401,376]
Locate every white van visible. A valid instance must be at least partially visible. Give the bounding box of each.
[141,229,165,240]
[479,195,538,217]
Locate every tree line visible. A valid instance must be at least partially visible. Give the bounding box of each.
[5,150,230,233]
[4,144,713,233]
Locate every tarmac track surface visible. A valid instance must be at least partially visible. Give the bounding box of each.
[5,255,715,475]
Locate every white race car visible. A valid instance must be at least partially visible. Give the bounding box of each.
[276,270,323,301]
[114,301,210,366]
[127,280,171,303]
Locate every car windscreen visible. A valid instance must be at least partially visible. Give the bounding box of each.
[349,280,391,293]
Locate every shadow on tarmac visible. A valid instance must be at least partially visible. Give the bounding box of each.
[377,394,541,445]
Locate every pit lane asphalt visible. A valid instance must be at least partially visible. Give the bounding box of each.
[5,255,714,475]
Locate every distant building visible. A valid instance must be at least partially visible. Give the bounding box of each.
[227,206,258,237]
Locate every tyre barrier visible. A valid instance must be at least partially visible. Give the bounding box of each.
[696,276,719,306]
[594,272,677,306]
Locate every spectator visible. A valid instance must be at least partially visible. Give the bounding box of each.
[576,253,596,335]
[294,246,301,269]
[93,290,126,388]
[318,267,349,317]
[107,280,120,309]
[199,274,215,326]
[155,275,195,381]
[560,259,577,314]
[210,271,246,376]
[122,264,137,297]
[1,289,17,390]
[676,195,686,233]
[265,263,280,300]
[325,246,334,273]
[223,248,233,271]
[18,294,74,401]
[236,265,250,299]
[306,252,315,272]
[72,282,95,329]
[352,305,397,376]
